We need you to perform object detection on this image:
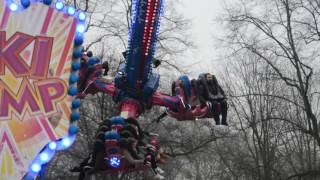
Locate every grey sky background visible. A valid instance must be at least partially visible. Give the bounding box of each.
[176,0,225,77]
[85,0,227,79]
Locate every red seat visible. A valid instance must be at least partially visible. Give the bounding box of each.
[105,140,118,146]
[111,124,124,131]
[105,140,119,154]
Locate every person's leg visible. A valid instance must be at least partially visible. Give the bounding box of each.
[145,153,159,175]
[150,153,157,170]
[87,139,105,168]
[73,125,107,173]
[127,146,143,160]
[80,156,91,167]
[220,99,228,126]
[78,171,86,180]
[99,119,111,127]
[211,101,220,125]
[69,155,91,172]
[95,132,105,141]
[97,125,110,134]
[126,118,144,138]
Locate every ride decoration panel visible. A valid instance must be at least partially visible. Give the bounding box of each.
[0,0,85,179]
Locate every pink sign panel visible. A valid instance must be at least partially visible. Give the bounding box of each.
[0,0,79,179]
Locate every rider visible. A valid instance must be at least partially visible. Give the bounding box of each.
[156,75,203,122]
[198,73,228,126]
[69,119,112,172]
[119,137,165,179]
[173,75,200,108]
[119,137,144,162]
[78,50,111,95]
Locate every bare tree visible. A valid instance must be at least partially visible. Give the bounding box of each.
[222,0,320,146]
[215,0,320,179]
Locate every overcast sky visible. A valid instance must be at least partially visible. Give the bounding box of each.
[176,0,225,77]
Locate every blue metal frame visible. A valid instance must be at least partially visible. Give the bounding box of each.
[126,0,164,93]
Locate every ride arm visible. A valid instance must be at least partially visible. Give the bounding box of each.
[92,78,116,96]
[77,62,116,98]
[151,91,185,111]
[77,76,116,98]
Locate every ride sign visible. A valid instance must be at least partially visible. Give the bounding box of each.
[0,32,67,120]
[0,0,84,179]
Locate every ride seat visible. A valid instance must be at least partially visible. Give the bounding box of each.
[111,124,124,131]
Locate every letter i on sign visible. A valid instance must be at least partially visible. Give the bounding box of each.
[0,31,53,79]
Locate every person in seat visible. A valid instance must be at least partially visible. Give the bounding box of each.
[171,75,202,109]
[69,119,113,173]
[198,73,228,126]
[120,137,164,180]
[119,137,144,164]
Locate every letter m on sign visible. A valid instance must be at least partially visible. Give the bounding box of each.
[0,0,80,179]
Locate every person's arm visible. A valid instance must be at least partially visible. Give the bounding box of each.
[219,85,226,97]
[171,81,176,96]
[197,83,207,104]
[123,150,144,164]
[137,146,147,154]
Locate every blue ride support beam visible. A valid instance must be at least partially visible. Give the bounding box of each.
[126,0,164,94]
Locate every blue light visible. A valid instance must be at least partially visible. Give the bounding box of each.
[69,73,79,83]
[71,111,80,121]
[71,98,81,109]
[74,34,84,45]
[68,86,78,96]
[43,0,52,5]
[78,12,86,21]
[67,6,76,15]
[55,1,64,10]
[9,3,18,11]
[40,153,49,162]
[21,0,30,8]
[55,135,76,150]
[68,125,78,135]
[62,138,71,147]
[109,156,121,168]
[31,163,41,173]
[49,142,57,150]
[76,24,85,33]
